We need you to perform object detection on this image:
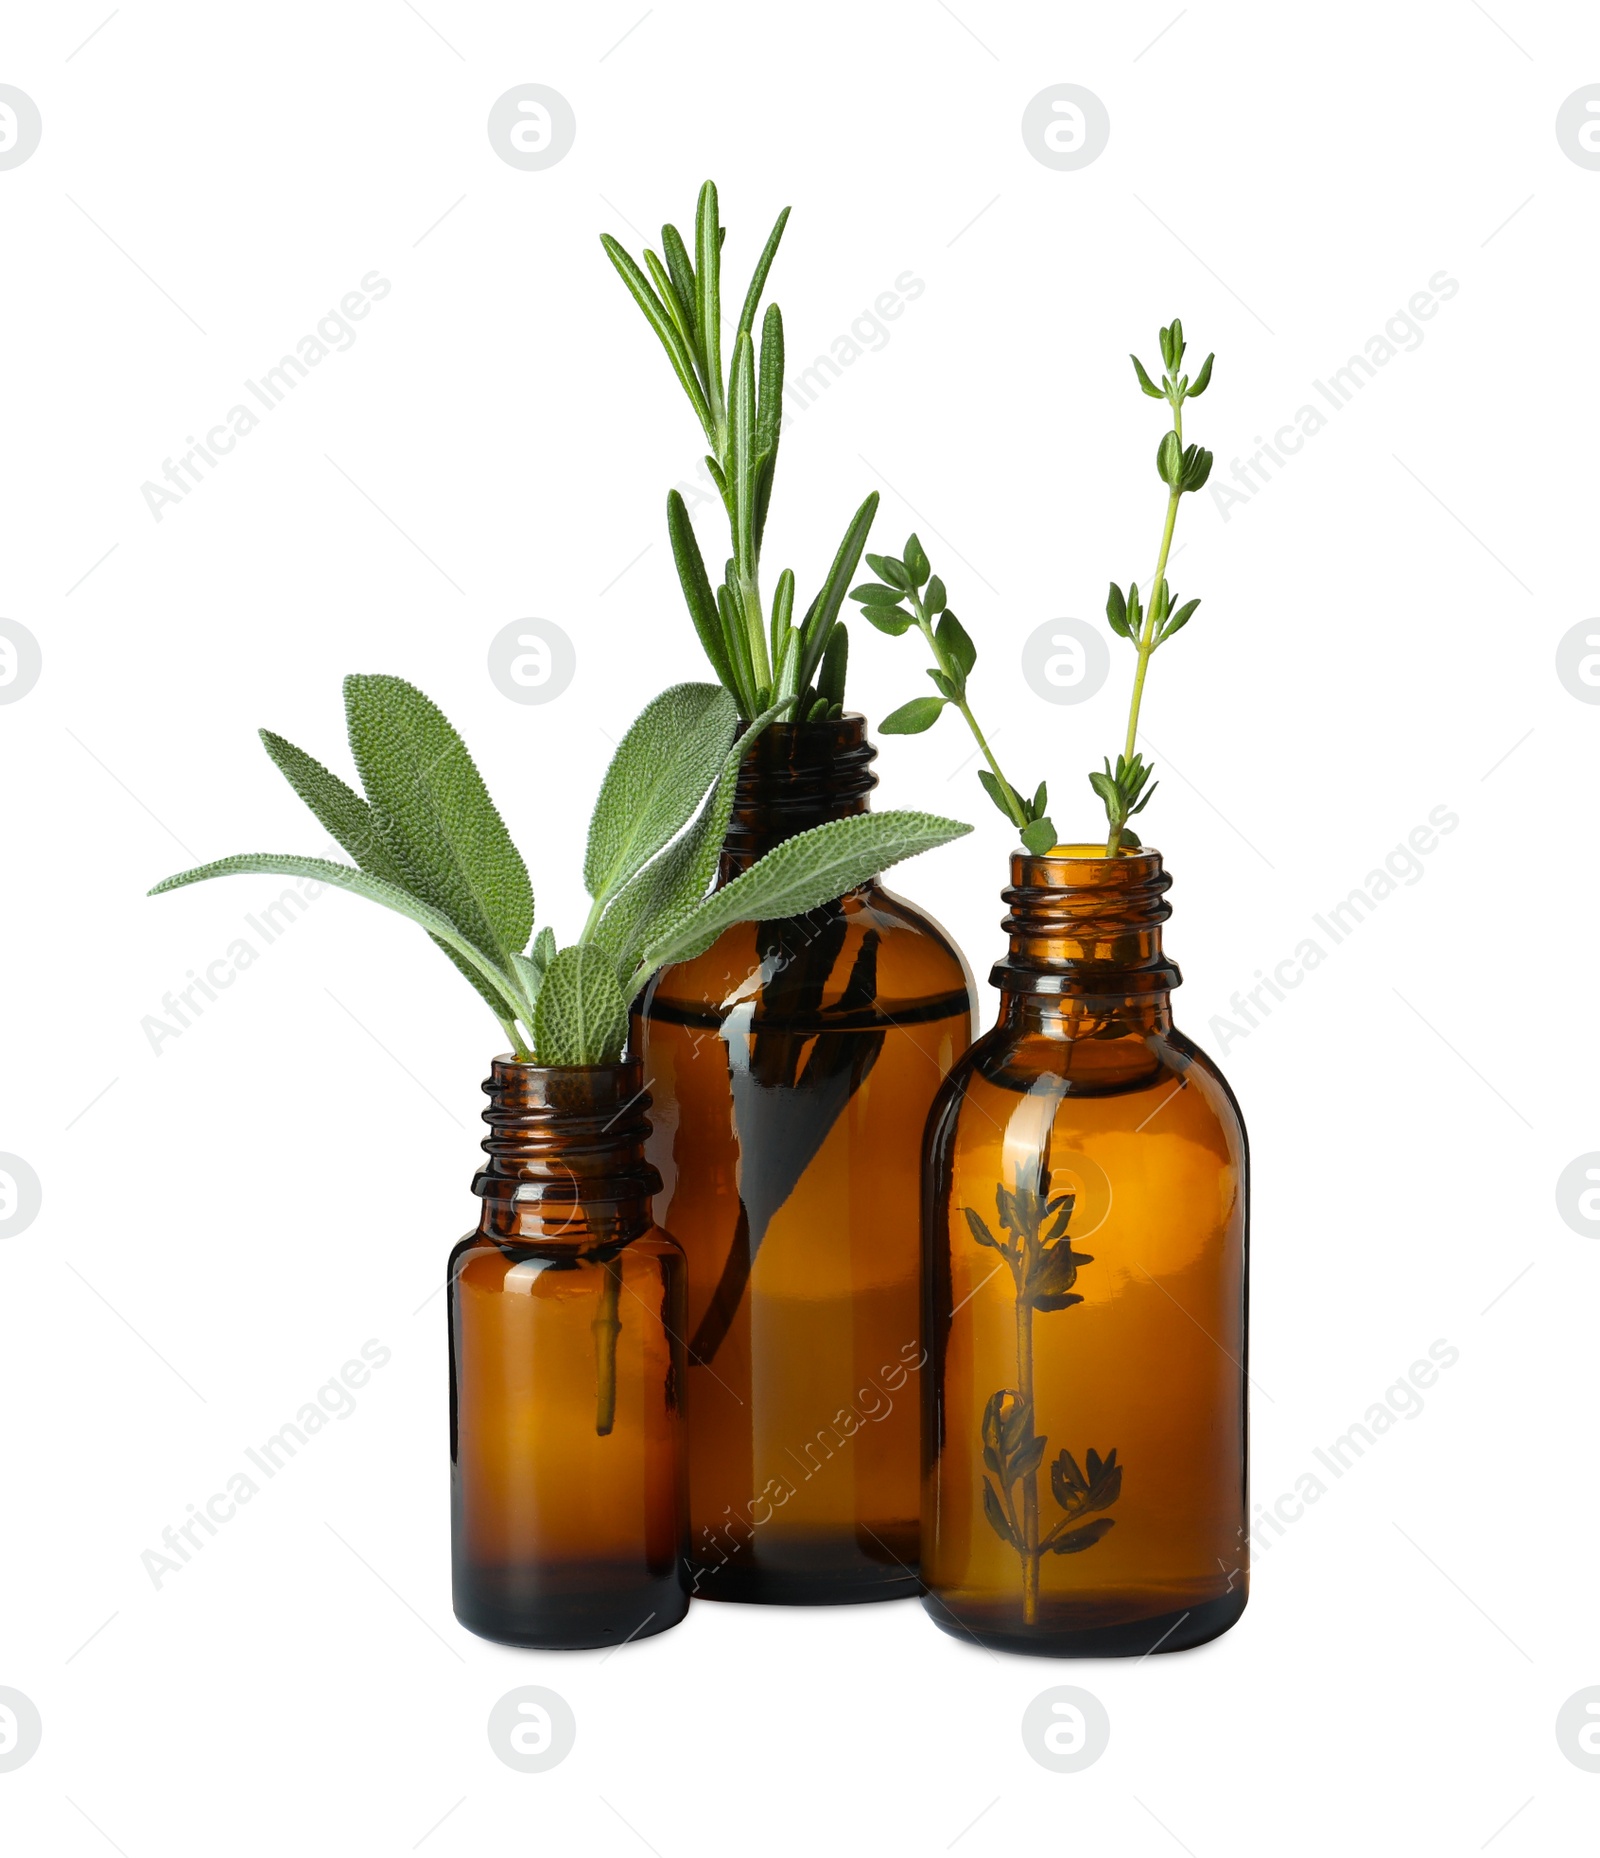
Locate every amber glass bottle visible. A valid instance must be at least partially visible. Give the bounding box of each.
[922,847,1248,1656]
[633,716,976,1603]
[448,1059,689,1648]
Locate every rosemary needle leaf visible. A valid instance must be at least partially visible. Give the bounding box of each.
[735,204,792,347]
[667,490,738,694]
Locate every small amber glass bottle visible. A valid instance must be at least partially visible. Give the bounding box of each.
[448,1059,690,1648]
[633,716,976,1604]
[922,847,1248,1656]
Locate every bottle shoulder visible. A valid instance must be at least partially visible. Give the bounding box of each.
[941,1018,1246,1137]
[638,880,975,1017]
[449,1225,683,1271]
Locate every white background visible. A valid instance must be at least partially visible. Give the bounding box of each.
[2,1,1596,1851]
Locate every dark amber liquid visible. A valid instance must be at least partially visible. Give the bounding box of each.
[449,1227,689,1647]
[635,883,974,1602]
[923,1019,1248,1656]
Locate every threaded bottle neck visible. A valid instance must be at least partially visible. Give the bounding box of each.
[717,714,878,881]
[992,846,1182,1005]
[473,1059,661,1244]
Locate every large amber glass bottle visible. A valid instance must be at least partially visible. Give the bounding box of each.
[449,1059,689,1648]
[633,716,976,1603]
[922,847,1248,1655]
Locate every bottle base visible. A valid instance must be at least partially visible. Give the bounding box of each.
[690,1566,922,1606]
[923,1584,1247,1657]
[453,1563,690,1650]
[685,1518,922,1605]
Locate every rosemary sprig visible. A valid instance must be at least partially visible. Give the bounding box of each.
[850,534,1058,854]
[603,182,875,722]
[1094,319,1214,856]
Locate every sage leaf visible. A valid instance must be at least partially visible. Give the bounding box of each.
[632,808,971,982]
[584,682,738,906]
[534,944,629,1065]
[343,674,533,964]
[510,952,545,1010]
[258,730,405,884]
[149,854,523,1024]
[593,698,782,975]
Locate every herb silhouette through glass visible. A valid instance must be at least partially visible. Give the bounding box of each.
[966,1163,1123,1624]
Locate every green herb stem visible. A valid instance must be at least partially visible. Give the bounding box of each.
[1120,411,1183,778]
[592,1255,623,1436]
[910,589,1030,835]
[1095,323,1215,858]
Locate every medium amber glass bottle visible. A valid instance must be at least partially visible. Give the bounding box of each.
[633,716,976,1603]
[448,1059,689,1648]
[922,847,1248,1656]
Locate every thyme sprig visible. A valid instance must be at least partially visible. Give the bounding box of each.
[850,534,1058,854]
[1095,318,1214,855]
